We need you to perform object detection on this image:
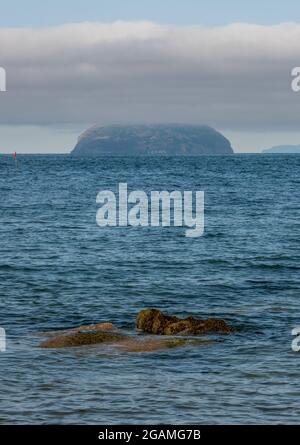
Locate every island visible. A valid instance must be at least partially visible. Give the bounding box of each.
[262,145,300,154]
[70,124,234,156]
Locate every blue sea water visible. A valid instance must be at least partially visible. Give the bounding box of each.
[0,154,300,425]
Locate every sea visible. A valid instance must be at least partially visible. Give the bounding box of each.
[0,154,300,424]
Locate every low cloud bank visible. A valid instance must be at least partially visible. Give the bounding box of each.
[0,21,299,130]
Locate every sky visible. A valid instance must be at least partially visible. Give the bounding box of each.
[1,1,300,153]
[1,0,300,27]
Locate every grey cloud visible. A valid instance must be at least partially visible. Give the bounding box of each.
[0,21,300,130]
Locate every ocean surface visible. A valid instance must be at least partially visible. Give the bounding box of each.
[0,154,300,425]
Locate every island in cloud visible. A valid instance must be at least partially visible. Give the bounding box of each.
[70,124,234,156]
[262,145,300,154]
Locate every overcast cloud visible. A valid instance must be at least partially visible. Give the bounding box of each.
[0,21,300,134]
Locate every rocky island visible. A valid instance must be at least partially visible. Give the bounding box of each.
[70,124,234,156]
[262,144,300,154]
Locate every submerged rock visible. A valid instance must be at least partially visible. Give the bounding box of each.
[39,330,124,348]
[39,322,123,348]
[116,337,203,353]
[136,309,234,335]
[40,331,209,352]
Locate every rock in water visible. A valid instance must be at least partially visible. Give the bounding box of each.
[39,322,122,348]
[38,315,228,350]
[116,337,209,353]
[136,308,234,335]
[40,330,124,348]
[40,331,209,352]
[70,124,234,156]
[38,321,212,351]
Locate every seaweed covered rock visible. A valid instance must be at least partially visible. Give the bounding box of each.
[38,322,192,350]
[39,327,205,352]
[40,330,124,348]
[136,308,234,335]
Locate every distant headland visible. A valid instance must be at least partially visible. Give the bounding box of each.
[70,124,234,156]
[262,145,300,154]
